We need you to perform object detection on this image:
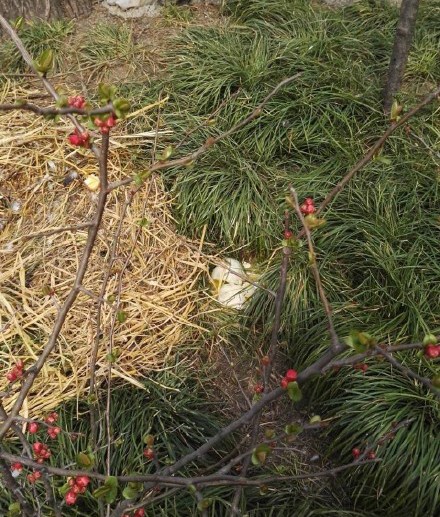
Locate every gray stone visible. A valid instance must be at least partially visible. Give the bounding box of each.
[103,0,161,18]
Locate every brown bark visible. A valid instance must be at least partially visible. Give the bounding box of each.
[0,0,93,21]
[383,0,420,113]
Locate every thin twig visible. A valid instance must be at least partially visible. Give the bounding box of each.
[323,342,425,372]
[374,345,438,397]
[8,222,92,245]
[290,187,339,351]
[310,84,440,222]
[106,74,302,192]
[0,101,115,117]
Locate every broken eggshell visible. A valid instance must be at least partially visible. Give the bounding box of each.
[211,258,244,287]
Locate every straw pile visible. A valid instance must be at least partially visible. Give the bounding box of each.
[0,81,212,416]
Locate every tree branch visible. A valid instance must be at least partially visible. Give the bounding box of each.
[290,188,339,351]
[106,74,302,192]
[306,84,440,227]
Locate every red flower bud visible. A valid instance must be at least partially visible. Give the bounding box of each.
[68,133,82,146]
[6,371,17,382]
[285,369,298,382]
[261,355,270,366]
[65,489,78,505]
[424,345,440,359]
[11,462,23,472]
[27,422,39,434]
[143,448,155,460]
[74,475,90,488]
[300,203,309,215]
[106,115,116,128]
[45,412,58,424]
[32,442,44,454]
[280,377,289,389]
[352,447,361,459]
[47,426,61,439]
[254,384,264,394]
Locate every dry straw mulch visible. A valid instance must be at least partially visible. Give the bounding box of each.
[0,81,214,417]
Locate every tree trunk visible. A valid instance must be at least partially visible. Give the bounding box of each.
[0,0,93,21]
[383,0,420,113]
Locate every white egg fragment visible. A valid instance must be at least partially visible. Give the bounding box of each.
[217,284,247,309]
[212,257,259,310]
[211,257,244,286]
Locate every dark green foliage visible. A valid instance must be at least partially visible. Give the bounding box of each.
[159,0,438,256]
[320,360,440,516]
[150,1,440,515]
[0,360,225,516]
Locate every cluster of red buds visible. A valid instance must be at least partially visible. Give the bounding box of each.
[300,197,316,215]
[68,128,90,147]
[47,426,61,439]
[352,447,376,460]
[45,412,58,425]
[65,475,91,506]
[94,114,117,134]
[27,470,42,484]
[32,442,51,463]
[67,95,86,109]
[280,369,298,389]
[6,360,25,383]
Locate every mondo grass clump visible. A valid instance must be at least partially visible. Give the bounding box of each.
[159,0,438,254]
[149,0,440,514]
[319,360,440,516]
[1,360,227,517]
[0,19,73,74]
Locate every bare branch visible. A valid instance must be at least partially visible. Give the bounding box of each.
[310,84,440,221]
[323,342,425,372]
[106,74,302,192]
[374,345,439,397]
[290,187,339,351]
[0,101,114,117]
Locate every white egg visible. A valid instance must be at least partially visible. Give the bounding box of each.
[211,257,244,286]
[217,284,246,309]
